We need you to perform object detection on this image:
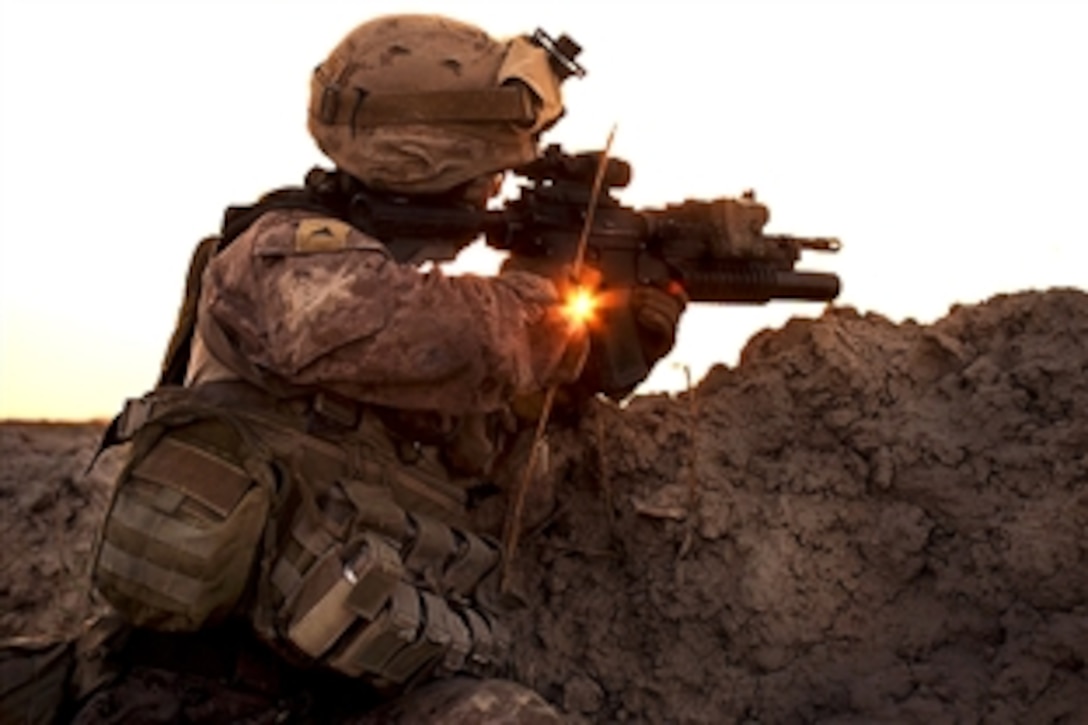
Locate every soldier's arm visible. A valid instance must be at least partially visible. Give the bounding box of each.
[200,210,578,413]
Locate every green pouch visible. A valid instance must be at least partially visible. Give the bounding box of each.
[93,418,271,631]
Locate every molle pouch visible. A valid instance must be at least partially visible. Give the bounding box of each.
[92,418,271,631]
[325,585,475,686]
[284,533,404,660]
[269,474,508,686]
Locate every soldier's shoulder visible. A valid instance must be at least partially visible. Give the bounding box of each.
[242,210,388,258]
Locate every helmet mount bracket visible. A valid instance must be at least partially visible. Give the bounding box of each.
[531,29,586,80]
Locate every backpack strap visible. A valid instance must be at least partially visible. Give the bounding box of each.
[159,235,221,386]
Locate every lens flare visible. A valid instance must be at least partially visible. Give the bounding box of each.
[562,286,598,326]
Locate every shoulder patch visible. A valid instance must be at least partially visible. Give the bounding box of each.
[295,218,354,253]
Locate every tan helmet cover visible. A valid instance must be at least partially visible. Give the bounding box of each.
[308,15,566,194]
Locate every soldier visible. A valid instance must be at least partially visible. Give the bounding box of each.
[2,14,685,724]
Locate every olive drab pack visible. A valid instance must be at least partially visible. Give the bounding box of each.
[91,390,275,631]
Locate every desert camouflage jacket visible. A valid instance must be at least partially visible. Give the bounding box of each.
[188,208,572,415]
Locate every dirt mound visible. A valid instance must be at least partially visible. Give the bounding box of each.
[2,289,1086,723]
[505,289,1088,723]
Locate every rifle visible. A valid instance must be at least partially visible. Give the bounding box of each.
[348,144,842,393]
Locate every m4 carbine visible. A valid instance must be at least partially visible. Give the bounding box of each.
[349,145,842,393]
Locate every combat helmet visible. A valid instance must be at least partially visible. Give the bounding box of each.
[308,15,583,195]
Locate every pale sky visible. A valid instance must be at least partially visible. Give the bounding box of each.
[1,0,1085,421]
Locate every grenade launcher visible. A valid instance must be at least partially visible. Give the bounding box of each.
[348,145,842,393]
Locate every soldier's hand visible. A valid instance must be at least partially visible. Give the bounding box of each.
[630,282,688,363]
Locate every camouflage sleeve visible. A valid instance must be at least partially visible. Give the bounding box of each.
[199,210,573,413]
